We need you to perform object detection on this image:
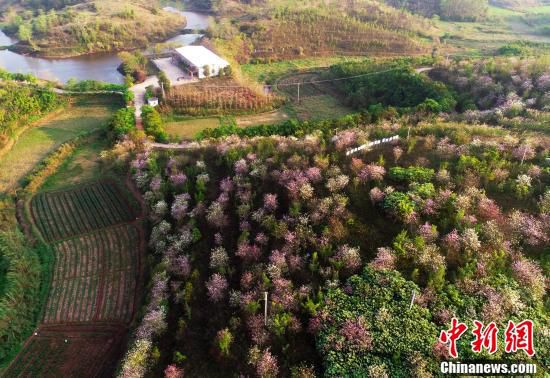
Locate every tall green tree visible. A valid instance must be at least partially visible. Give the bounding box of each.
[17,23,32,42]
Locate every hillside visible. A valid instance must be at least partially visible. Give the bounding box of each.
[208,0,437,63]
[121,112,549,377]
[1,0,185,57]
[0,0,548,376]
[490,0,549,9]
[384,0,489,21]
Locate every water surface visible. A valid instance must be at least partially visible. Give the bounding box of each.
[0,9,210,84]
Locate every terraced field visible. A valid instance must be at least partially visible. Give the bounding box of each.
[43,224,140,324]
[4,180,143,377]
[31,182,136,242]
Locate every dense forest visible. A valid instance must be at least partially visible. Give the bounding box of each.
[119,114,548,377]
[110,55,550,376]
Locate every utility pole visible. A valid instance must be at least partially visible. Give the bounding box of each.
[521,146,527,166]
[409,289,416,310]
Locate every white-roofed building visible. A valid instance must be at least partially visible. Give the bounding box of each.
[172,45,230,79]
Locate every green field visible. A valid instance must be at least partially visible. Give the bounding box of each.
[0,98,118,194]
[242,56,367,84]
[235,110,290,127]
[525,5,550,13]
[487,5,522,16]
[40,135,111,192]
[165,117,221,140]
[275,71,355,120]
[438,5,550,52]
[31,181,136,242]
[288,95,354,120]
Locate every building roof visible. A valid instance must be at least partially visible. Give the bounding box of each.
[174,46,229,68]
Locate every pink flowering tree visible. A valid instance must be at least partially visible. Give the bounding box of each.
[206,273,228,303]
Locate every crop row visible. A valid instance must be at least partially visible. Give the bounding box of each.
[42,224,139,324]
[166,85,278,115]
[31,181,136,242]
[4,330,120,377]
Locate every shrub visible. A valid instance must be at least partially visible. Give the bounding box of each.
[327,62,456,112]
[142,105,168,143]
[389,166,435,183]
[383,191,416,221]
[216,328,233,357]
[110,108,136,138]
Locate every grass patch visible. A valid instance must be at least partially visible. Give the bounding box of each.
[437,10,550,52]
[235,110,290,127]
[241,56,367,83]
[487,5,522,17]
[165,117,221,140]
[39,133,111,192]
[525,5,550,14]
[290,95,354,121]
[0,97,118,194]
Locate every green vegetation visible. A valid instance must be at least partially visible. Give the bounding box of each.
[0,96,119,193]
[118,51,150,84]
[3,179,144,376]
[164,117,220,140]
[0,81,63,151]
[317,268,438,376]
[197,113,368,139]
[210,0,435,64]
[242,57,368,84]
[22,142,76,195]
[109,107,136,139]
[64,79,132,103]
[142,105,168,142]
[326,60,456,112]
[386,0,488,20]
[39,134,111,191]
[389,166,435,183]
[1,0,184,57]
[0,231,53,367]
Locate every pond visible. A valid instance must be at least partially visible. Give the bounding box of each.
[0,9,211,84]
